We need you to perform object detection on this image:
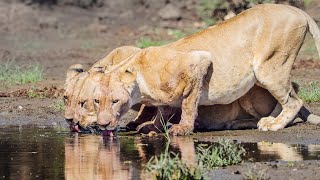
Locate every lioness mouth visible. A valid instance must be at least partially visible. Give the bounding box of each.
[69,122,80,133]
[99,123,115,136]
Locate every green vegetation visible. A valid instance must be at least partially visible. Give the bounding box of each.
[145,139,246,180]
[196,0,274,26]
[27,86,45,98]
[298,81,320,103]
[0,60,43,85]
[196,0,225,26]
[80,41,95,50]
[136,37,168,48]
[244,164,270,180]
[51,99,65,111]
[299,35,318,60]
[145,150,206,180]
[197,139,246,169]
[304,0,313,7]
[167,29,188,40]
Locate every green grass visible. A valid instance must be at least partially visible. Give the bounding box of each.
[145,139,245,179]
[299,35,319,60]
[298,81,320,103]
[304,0,313,7]
[80,41,95,50]
[27,86,45,98]
[197,139,246,168]
[0,60,43,85]
[145,150,206,180]
[167,29,188,40]
[135,37,168,48]
[51,99,65,112]
[196,0,226,26]
[196,0,274,27]
[244,164,270,180]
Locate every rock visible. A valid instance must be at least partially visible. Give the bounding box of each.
[158,4,181,20]
[141,0,166,9]
[224,11,236,20]
[87,23,108,33]
[39,17,58,29]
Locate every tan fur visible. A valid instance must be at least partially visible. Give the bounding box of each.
[94,4,320,135]
[63,46,141,125]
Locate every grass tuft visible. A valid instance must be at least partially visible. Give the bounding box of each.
[145,150,206,180]
[136,37,168,48]
[145,139,245,179]
[27,86,45,98]
[196,0,228,26]
[51,99,65,112]
[298,81,320,103]
[244,164,270,180]
[197,139,246,168]
[0,60,43,85]
[167,29,188,40]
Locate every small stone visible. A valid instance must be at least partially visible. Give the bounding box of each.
[148,131,157,137]
[18,106,23,110]
[158,4,181,20]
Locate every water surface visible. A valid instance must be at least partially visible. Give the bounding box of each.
[1,126,320,179]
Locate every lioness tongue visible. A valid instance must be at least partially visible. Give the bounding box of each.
[69,124,80,132]
[102,130,114,137]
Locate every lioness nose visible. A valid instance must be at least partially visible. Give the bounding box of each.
[87,112,96,116]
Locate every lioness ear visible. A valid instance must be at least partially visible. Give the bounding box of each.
[66,64,84,84]
[120,67,136,83]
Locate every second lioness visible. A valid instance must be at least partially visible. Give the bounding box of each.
[63,46,141,131]
[93,4,320,135]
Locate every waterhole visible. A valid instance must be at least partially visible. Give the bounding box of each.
[0,126,320,179]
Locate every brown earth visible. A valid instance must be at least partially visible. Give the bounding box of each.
[0,1,320,179]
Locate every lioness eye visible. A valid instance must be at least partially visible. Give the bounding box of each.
[94,99,99,103]
[112,99,119,104]
[79,101,85,107]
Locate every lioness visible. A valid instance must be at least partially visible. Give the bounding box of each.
[93,4,320,135]
[64,46,141,131]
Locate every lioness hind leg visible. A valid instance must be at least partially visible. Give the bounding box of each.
[138,106,181,134]
[226,118,259,130]
[126,105,158,131]
[255,52,303,131]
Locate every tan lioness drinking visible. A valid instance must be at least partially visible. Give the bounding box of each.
[93,4,320,135]
[63,46,141,131]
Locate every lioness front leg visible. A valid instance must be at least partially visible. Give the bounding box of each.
[169,68,210,135]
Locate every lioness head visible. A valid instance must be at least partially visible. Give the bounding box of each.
[94,66,138,130]
[73,46,141,130]
[75,71,104,128]
[64,64,86,124]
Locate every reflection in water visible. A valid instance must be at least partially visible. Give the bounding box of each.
[1,127,320,179]
[64,134,135,180]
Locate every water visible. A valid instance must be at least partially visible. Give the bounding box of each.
[1,127,320,179]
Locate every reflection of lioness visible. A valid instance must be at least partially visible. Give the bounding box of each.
[63,46,141,131]
[94,4,320,135]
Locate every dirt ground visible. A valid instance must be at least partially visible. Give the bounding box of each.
[1,0,320,179]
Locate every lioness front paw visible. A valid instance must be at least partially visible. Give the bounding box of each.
[169,124,193,136]
[258,116,285,131]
